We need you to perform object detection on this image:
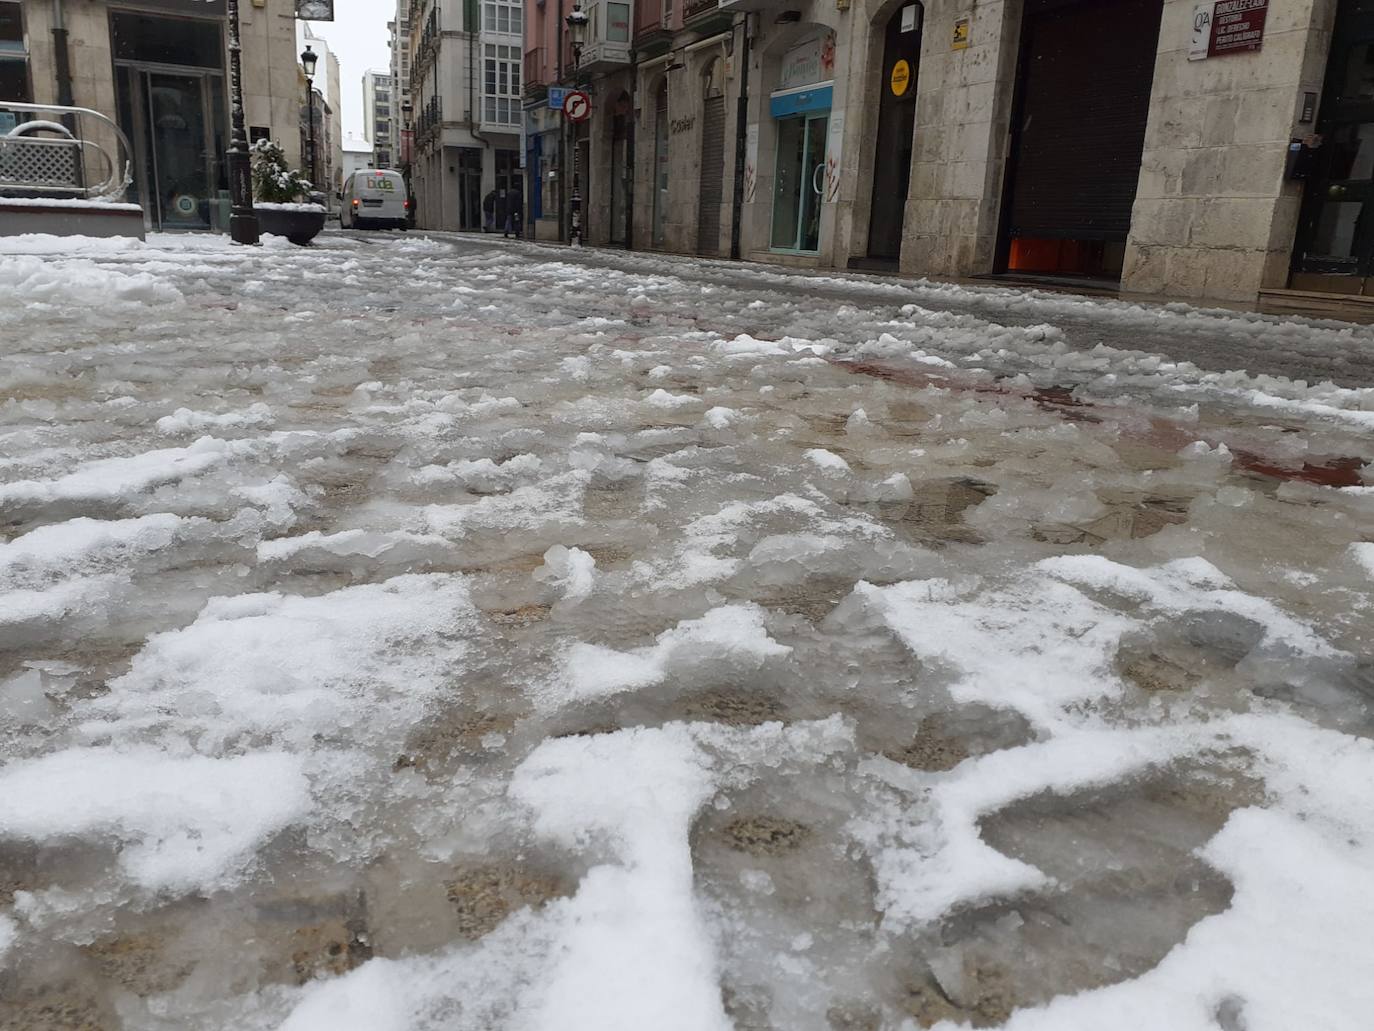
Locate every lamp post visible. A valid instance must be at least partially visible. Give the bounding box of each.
[227,0,258,245]
[301,45,319,191]
[565,4,588,247]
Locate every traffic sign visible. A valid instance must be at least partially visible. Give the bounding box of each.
[548,86,567,111]
[563,90,592,123]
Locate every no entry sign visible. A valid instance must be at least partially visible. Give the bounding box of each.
[563,91,592,123]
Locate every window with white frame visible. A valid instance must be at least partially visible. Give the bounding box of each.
[483,0,522,35]
[483,44,521,125]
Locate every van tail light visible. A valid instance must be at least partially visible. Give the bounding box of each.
[403,199,410,210]
[352,198,360,208]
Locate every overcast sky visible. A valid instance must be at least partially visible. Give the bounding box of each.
[301,3,394,142]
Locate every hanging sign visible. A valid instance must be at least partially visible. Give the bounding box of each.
[890,60,911,97]
[952,16,970,50]
[563,90,592,123]
[296,0,335,20]
[1190,0,1267,60]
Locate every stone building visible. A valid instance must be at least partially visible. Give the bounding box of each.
[406,0,524,232]
[6,0,305,233]
[528,0,1374,305]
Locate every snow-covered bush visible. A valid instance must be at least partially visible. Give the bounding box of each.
[251,139,314,204]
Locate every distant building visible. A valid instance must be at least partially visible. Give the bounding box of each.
[341,133,374,184]
[300,24,344,198]
[362,70,394,170]
[407,0,522,232]
[389,7,412,171]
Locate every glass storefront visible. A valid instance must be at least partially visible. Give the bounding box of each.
[111,11,228,231]
[770,111,828,253]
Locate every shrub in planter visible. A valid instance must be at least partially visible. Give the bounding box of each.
[251,139,327,245]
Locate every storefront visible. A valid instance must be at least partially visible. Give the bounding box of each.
[110,4,229,231]
[1290,0,1374,294]
[998,0,1163,280]
[866,3,921,263]
[768,31,835,255]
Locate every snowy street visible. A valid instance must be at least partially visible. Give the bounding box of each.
[2,230,1374,1031]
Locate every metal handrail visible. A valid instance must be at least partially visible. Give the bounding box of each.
[0,102,135,201]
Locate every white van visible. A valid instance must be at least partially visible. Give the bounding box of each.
[340,169,409,230]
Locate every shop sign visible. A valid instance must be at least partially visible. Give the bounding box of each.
[890,59,911,97]
[124,0,227,15]
[296,0,335,20]
[778,31,836,90]
[1189,0,1267,60]
[670,116,696,136]
[952,16,970,51]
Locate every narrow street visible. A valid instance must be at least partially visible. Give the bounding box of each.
[1,230,1372,1031]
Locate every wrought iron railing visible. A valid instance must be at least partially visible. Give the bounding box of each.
[0,102,133,201]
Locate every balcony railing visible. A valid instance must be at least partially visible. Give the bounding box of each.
[524,47,548,91]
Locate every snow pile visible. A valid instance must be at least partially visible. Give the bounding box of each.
[0,254,183,307]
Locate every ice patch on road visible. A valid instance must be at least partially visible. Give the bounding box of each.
[0,748,307,892]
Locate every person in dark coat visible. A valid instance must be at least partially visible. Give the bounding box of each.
[505,187,524,238]
[482,189,496,232]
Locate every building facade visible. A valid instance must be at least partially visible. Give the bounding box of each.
[525,0,1374,305]
[406,0,523,232]
[6,0,305,232]
[363,69,395,169]
[389,6,412,169]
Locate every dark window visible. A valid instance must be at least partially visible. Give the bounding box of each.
[111,12,223,69]
[250,126,272,144]
[0,0,29,103]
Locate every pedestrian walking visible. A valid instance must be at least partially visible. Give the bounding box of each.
[482,190,496,233]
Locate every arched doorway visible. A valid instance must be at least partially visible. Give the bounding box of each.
[867,2,922,261]
[697,57,728,255]
[653,81,669,248]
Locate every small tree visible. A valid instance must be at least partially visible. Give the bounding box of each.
[251,139,314,203]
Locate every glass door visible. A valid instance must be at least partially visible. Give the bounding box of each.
[1292,0,1374,288]
[145,72,213,230]
[770,112,828,253]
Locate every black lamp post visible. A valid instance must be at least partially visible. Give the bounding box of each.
[227,0,258,245]
[301,45,319,190]
[565,5,588,247]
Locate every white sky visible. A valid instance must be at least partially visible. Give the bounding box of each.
[300,2,394,141]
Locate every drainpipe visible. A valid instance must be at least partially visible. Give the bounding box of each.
[625,46,636,250]
[51,0,74,108]
[728,12,751,260]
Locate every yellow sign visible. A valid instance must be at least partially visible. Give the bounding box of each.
[952,16,970,50]
[890,59,911,97]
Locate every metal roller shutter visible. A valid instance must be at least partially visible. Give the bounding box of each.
[1006,0,1163,242]
[697,96,727,256]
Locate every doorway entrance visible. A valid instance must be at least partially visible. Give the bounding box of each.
[1291,0,1374,293]
[111,12,227,231]
[771,111,828,253]
[697,59,727,255]
[457,147,482,230]
[867,2,922,261]
[998,0,1162,280]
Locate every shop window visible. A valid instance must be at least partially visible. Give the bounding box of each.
[0,1,30,103]
[111,12,224,69]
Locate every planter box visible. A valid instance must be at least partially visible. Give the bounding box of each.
[256,203,327,245]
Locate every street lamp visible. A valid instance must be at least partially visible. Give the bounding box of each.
[301,45,319,190]
[565,4,588,247]
[226,0,258,245]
